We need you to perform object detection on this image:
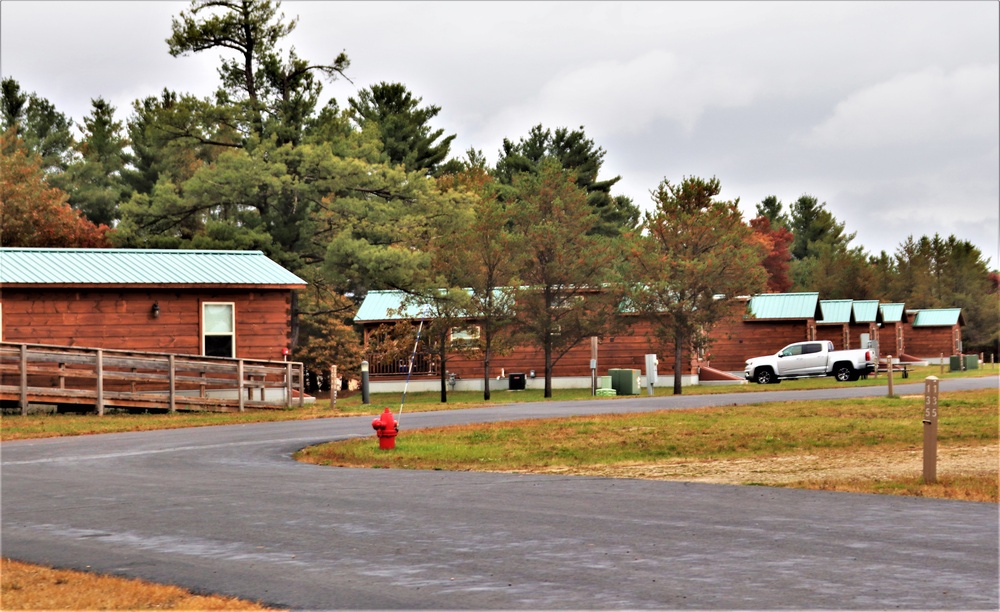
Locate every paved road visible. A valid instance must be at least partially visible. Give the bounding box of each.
[3,378,998,609]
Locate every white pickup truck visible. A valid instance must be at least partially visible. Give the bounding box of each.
[744,341,875,384]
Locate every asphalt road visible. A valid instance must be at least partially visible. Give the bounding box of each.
[2,377,998,610]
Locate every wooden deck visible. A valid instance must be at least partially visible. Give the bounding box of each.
[0,342,306,414]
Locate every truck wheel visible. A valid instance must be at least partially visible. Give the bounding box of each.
[834,364,855,382]
[754,367,776,384]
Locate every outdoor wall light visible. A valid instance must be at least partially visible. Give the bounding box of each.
[151,302,160,318]
[529,370,536,378]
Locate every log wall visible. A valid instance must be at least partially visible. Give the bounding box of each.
[904,324,961,358]
[0,288,293,362]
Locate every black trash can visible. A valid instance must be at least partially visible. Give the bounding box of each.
[509,373,526,390]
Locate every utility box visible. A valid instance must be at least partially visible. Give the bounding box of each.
[609,368,641,395]
[949,355,978,371]
[598,375,612,389]
[509,373,526,390]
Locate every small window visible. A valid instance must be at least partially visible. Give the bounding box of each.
[450,325,481,344]
[203,302,235,358]
[803,343,823,354]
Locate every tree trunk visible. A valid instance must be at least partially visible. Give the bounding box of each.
[673,328,684,395]
[483,341,492,401]
[439,330,448,403]
[544,339,553,398]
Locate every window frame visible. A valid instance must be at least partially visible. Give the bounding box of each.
[201,301,236,358]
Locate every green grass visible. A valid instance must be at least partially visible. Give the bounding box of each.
[295,389,999,502]
[2,367,995,442]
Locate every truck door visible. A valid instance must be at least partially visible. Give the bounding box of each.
[800,342,827,374]
[777,344,806,375]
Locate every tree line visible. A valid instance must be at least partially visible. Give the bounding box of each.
[2,0,996,397]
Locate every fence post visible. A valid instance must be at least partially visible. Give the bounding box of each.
[923,376,939,484]
[19,344,28,415]
[96,348,104,416]
[939,353,944,376]
[298,363,305,407]
[237,359,245,412]
[285,362,293,408]
[168,354,176,414]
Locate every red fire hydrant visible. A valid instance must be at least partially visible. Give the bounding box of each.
[371,408,399,450]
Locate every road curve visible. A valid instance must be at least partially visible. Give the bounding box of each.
[2,377,998,610]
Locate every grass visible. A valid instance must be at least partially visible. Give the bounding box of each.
[0,558,281,610]
[2,365,995,441]
[296,388,999,502]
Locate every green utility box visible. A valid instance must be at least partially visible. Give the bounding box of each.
[949,355,979,371]
[609,368,641,395]
[598,375,612,390]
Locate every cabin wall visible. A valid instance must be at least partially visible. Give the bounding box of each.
[364,317,697,382]
[849,323,879,350]
[0,287,293,362]
[904,324,961,358]
[815,324,849,350]
[707,317,813,371]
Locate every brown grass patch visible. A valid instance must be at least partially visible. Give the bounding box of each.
[0,558,282,610]
[527,443,999,501]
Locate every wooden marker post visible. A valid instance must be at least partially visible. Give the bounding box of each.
[923,376,939,484]
[590,336,598,396]
[330,365,338,408]
[886,354,894,398]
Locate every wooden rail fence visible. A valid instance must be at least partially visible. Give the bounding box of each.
[0,342,305,415]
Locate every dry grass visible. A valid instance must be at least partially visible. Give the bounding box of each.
[299,388,1000,502]
[530,443,999,501]
[0,558,282,611]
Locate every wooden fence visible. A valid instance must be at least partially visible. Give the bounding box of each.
[0,342,305,415]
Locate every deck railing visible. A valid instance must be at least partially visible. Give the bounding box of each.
[0,342,305,415]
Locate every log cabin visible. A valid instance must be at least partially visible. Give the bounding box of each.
[904,308,964,362]
[353,290,966,391]
[0,248,306,362]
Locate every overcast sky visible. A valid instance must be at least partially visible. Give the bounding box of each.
[2,1,998,265]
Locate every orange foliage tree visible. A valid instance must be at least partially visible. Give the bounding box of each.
[750,215,794,293]
[1,133,113,247]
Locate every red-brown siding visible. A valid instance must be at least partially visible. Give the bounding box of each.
[903,324,961,358]
[1,287,293,362]
[815,324,849,350]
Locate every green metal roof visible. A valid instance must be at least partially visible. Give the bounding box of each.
[745,292,821,320]
[354,290,433,323]
[852,300,882,324]
[911,308,964,327]
[818,299,855,324]
[879,303,908,323]
[0,248,306,286]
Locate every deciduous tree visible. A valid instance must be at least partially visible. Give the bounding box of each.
[750,215,794,293]
[508,160,622,398]
[0,134,111,247]
[434,162,521,400]
[626,176,767,394]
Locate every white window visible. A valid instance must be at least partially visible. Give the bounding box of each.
[203,302,235,358]
[450,325,481,344]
